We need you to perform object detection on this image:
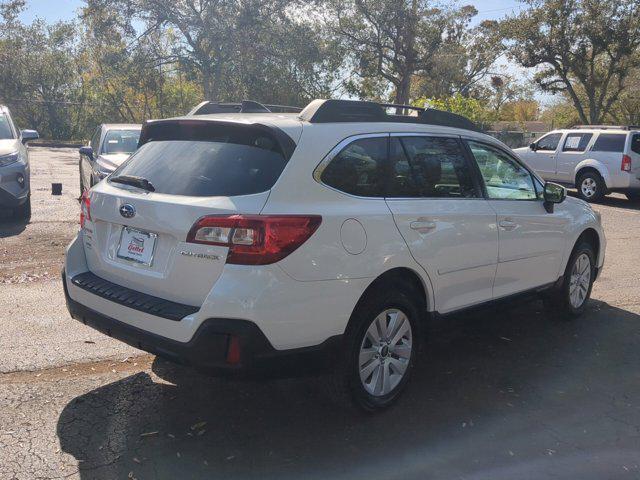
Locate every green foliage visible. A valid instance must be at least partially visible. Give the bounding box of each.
[415,93,497,127]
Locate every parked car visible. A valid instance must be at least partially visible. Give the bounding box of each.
[79,124,141,194]
[63,99,605,411]
[0,105,39,220]
[514,126,640,202]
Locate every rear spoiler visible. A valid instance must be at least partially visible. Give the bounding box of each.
[188,100,302,116]
[138,118,298,160]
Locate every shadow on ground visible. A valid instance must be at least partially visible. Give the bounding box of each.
[567,190,640,211]
[57,299,640,480]
[0,215,28,237]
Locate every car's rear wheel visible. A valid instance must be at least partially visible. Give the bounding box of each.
[576,171,605,202]
[544,241,596,318]
[326,283,422,412]
[12,195,31,221]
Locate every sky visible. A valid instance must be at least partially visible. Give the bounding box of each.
[20,0,525,23]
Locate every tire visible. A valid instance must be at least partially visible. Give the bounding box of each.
[544,241,596,319]
[12,195,31,221]
[326,282,423,412]
[576,171,606,202]
[625,191,640,202]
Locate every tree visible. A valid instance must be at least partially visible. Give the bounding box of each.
[412,12,504,100]
[0,1,81,138]
[415,93,496,127]
[331,0,453,105]
[500,0,640,124]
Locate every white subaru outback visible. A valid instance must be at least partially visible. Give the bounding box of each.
[63,99,606,411]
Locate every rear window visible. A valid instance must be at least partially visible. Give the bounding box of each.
[111,137,287,197]
[102,130,141,154]
[592,133,626,152]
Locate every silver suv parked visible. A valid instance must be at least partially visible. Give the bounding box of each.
[0,105,39,220]
[514,126,640,202]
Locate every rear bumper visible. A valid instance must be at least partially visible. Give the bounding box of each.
[63,269,342,377]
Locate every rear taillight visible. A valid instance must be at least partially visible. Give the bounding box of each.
[80,191,91,228]
[186,215,322,265]
[622,154,632,172]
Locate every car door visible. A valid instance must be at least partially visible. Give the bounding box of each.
[385,135,498,313]
[465,140,569,299]
[527,132,563,179]
[555,132,593,183]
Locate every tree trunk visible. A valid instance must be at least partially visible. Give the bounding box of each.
[395,73,412,108]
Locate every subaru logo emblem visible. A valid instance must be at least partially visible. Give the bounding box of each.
[119,204,135,218]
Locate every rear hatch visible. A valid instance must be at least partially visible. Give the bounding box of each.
[81,118,299,307]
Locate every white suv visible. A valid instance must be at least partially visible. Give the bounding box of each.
[514,126,640,202]
[63,99,605,411]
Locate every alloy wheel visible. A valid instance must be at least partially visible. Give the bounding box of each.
[569,253,591,308]
[358,308,412,397]
[581,177,597,198]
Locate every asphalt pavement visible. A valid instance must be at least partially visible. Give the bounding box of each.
[1,147,640,479]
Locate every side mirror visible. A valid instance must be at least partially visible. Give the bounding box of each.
[79,146,94,160]
[543,182,566,213]
[529,142,537,151]
[21,129,39,144]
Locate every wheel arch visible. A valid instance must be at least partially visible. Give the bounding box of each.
[574,160,610,188]
[567,227,602,272]
[344,267,431,337]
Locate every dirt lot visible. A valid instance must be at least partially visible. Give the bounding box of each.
[1,147,640,479]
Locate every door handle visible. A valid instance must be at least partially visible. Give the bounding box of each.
[499,220,518,231]
[410,220,436,233]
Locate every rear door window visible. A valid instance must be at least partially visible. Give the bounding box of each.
[562,133,592,152]
[395,136,478,198]
[592,133,626,152]
[320,137,387,197]
[111,125,289,197]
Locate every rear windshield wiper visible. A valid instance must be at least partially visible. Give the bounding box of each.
[110,175,155,192]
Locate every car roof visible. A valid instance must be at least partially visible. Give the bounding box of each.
[554,128,637,135]
[162,111,504,149]
[0,105,10,115]
[102,124,142,130]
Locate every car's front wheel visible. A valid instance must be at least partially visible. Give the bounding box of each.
[544,241,596,318]
[327,283,422,412]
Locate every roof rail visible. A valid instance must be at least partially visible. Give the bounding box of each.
[298,99,482,132]
[571,125,640,131]
[188,100,302,116]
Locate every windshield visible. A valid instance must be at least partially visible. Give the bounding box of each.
[0,114,14,140]
[101,129,141,155]
[110,137,288,197]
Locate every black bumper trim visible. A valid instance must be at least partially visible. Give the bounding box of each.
[63,270,342,377]
[71,271,199,321]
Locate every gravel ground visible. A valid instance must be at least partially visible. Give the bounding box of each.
[1,147,640,479]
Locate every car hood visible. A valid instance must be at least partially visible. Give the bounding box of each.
[0,138,20,157]
[512,147,529,154]
[97,153,131,170]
